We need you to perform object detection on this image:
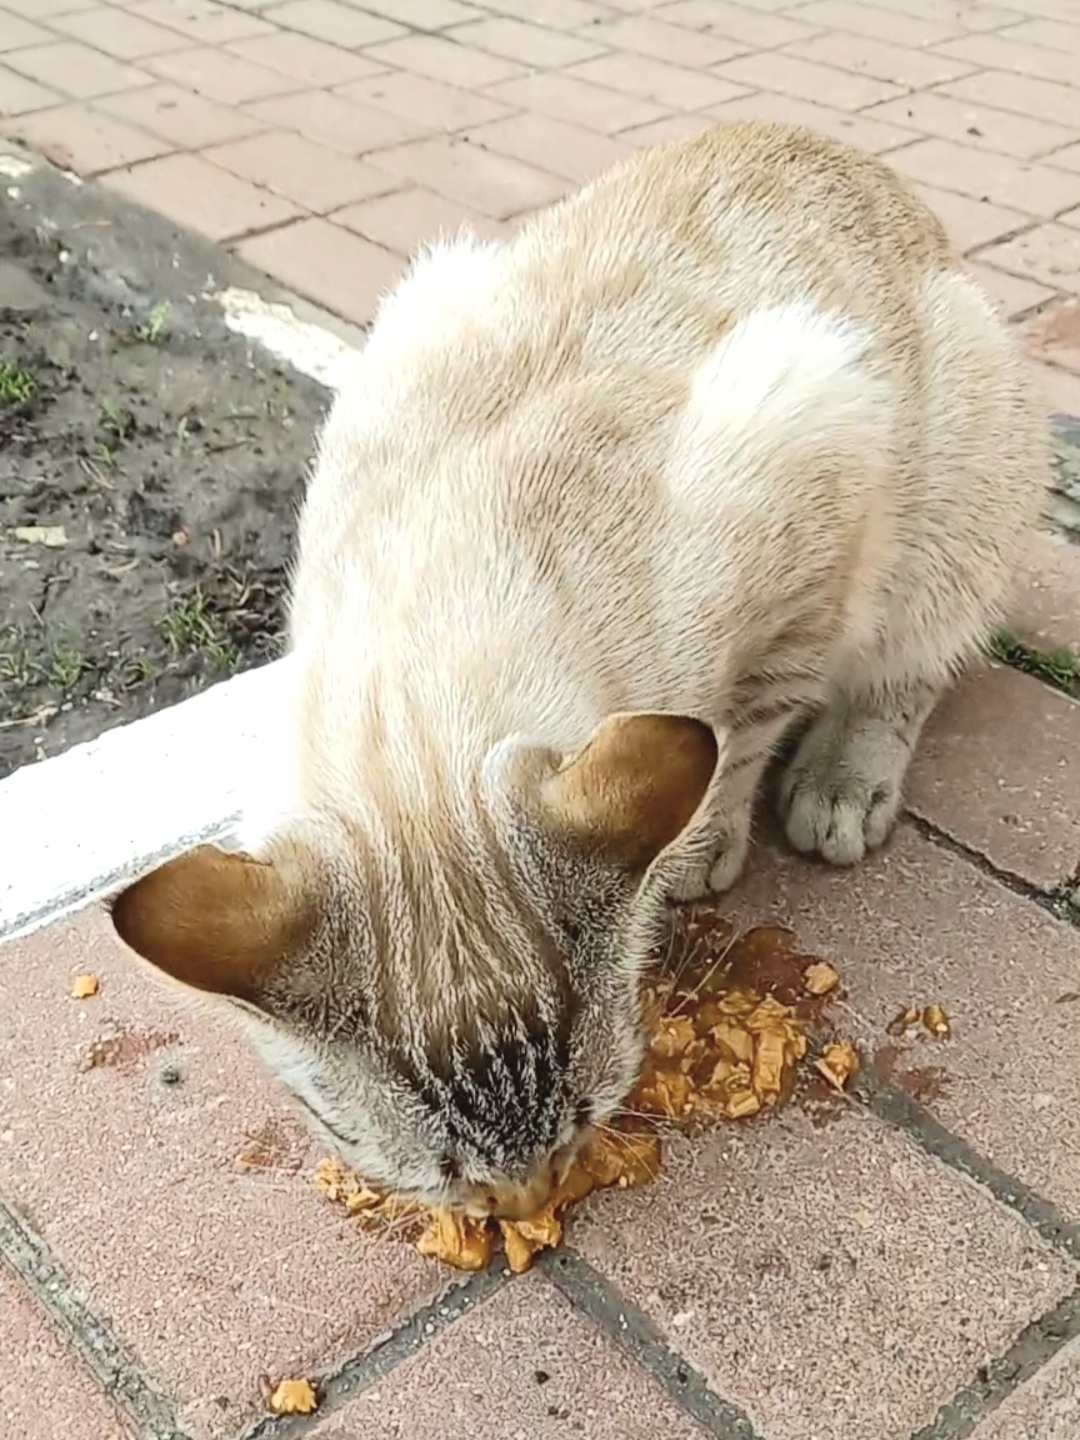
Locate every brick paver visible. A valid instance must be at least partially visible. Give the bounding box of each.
[4,3,1080,1437]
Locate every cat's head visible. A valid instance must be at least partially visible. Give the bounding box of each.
[111,713,719,1217]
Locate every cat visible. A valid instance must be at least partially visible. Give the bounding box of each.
[111,122,1046,1221]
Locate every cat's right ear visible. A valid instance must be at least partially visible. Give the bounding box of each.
[110,845,314,1005]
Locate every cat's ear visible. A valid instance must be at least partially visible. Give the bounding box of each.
[110,844,314,1004]
[494,713,719,872]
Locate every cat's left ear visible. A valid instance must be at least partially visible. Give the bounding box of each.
[111,844,314,1005]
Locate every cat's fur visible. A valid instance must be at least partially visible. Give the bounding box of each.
[112,123,1045,1216]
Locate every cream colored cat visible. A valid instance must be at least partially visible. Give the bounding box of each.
[112,123,1045,1219]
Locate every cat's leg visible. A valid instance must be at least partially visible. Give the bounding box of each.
[778,675,941,866]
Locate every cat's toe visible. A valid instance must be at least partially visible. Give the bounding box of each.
[781,768,899,866]
[706,830,749,893]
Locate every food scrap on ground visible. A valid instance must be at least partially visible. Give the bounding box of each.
[922,1003,952,1039]
[887,1005,921,1037]
[69,974,99,999]
[316,911,854,1274]
[266,1378,318,1416]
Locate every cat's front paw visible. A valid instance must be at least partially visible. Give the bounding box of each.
[779,722,903,866]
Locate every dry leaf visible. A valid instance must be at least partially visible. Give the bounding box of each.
[803,961,840,996]
[267,1379,317,1416]
[922,1004,951,1039]
[816,1039,859,1091]
[69,974,99,999]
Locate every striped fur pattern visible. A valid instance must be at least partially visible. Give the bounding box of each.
[111,122,1046,1212]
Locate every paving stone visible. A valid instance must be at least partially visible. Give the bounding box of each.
[345,0,485,27]
[3,42,153,101]
[970,1334,1080,1440]
[239,214,403,322]
[307,1277,708,1440]
[0,1266,127,1440]
[363,33,527,89]
[573,1105,1075,1440]
[261,0,406,49]
[723,823,1080,1216]
[787,29,976,87]
[126,0,275,44]
[911,181,1031,253]
[97,80,267,146]
[891,138,1080,219]
[4,101,172,172]
[0,907,439,1439]
[373,134,566,218]
[1027,296,1080,373]
[245,87,426,154]
[473,0,609,25]
[714,48,904,110]
[707,89,915,153]
[332,184,508,250]
[582,14,744,67]
[145,44,304,102]
[937,30,1080,88]
[203,129,397,212]
[1011,527,1080,658]
[617,111,712,148]
[906,665,1080,889]
[0,9,51,51]
[0,65,64,116]
[660,0,820,49]
[227,31,384,87]
[486,70,668,135]
[567,53,747,111]
[464,112,632,183]
[967,259,1058,319]
[339,69,510,132]
[786,0,962,47]
[865,91,1075,160]
[981,222,1080,292]
[105,149,299,238]
[941,71,1080,132]
[45,6,194,59]
[450,16,605,67]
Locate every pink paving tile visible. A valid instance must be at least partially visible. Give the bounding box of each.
[105,150,299,239]
[786,0,963,47]
[486,70,668,135]
[373,134,566,219]
[888,138,1080,219]
[464,112,632,184]
[660,0,820,50]
[307,1276,706,1440]
[978,222,1080,293]
[875,0,1022,27]
[1026,295,1080,372]
[346,0,485,27]
[566,53,748,112]
[905,664,1080,889]
[0,9,51,51]
[97,81,266,147]
[3,42,152,101]
[971,1335,1080,1440]
[44,6,194,58]
[4,101,172,172]
[246,88,426,155]
[363,33,526,89]
[1001,17,1080,51]
[204,129,397,212]
[16,0,101,14]
[126,0,274,44]
[617,112,712,148]
[713,50,903,111]
[573,1105,1074,1440]
[450,16,604,67]
[227,31,384,86]
[1031,357,1080,413]
[966,259,1058,318]
[911,181,1031,253]
[339,69,510,132]
[864,91,1075,161]
[580,14,744,67]
[707,90,915,154]
[787,30,976,86]
[239,214,404,322]
[146,45,304,102]
[936,29,1080,87]
[0,63,61,115]
[940,71,1080,132]
[261,0,406,49]
[0,1266,128,1440]
[1048,143,1080,175]
[0,907,439,1440]
[1011,528,1080,658]
[723,822,1080,1214]
[332,184,508,249]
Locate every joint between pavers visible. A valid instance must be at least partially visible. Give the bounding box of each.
[236,1266,509,1439]
[905,1283,1080,1440]
[904,811,1080,931]
[539,1249,763,1440]
[0,1199,190,1440]
[855,1069,1080,1264]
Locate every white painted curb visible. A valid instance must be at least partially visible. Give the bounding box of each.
[0,285,354,941]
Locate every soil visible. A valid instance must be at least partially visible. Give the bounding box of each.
[0,162,330,776]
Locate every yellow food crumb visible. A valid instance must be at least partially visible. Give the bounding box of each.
[69,974,99,999]
[803,961,840,996]
[268,1379,317,1416]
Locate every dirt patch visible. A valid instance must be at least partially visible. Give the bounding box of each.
[0,164,330,775]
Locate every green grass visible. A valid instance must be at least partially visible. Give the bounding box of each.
[0,361,35,404]
[159,590,239,672]
[989,630,1080,696]
[135,300,170,344]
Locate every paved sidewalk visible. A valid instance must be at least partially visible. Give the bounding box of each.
[3,2,1080,1438]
